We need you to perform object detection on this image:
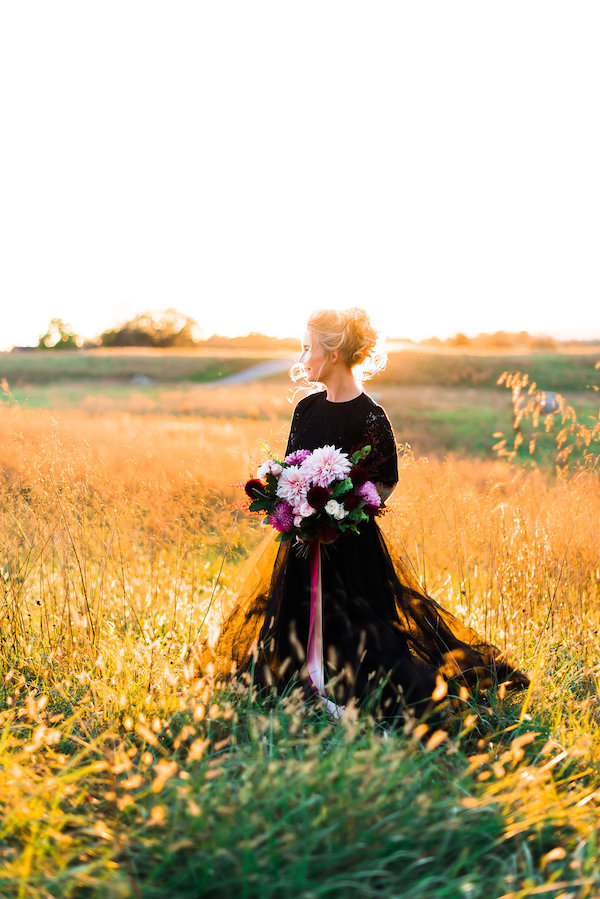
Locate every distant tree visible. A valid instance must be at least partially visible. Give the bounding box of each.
[203,332,297,350]
[37,318,79,350]
[480,330,512,349]
[469,330,529,350]
[99,309,202,348]
[528,335,557,351]
[447,332,471,348]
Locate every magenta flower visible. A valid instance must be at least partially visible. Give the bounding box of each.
[285,449,311,466]
[357,481,381,511]
[269,501,294,533]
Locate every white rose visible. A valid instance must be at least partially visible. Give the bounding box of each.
[325,499,347,521]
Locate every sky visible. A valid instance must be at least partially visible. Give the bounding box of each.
[1,1,599,350]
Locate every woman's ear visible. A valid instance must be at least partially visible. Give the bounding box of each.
[329,350,339,365]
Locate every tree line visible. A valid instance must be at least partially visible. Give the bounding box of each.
[30,310,595,352]
[37,310,202,350]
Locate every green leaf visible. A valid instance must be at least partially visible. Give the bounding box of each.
[331,478,353,497]
[349,445,372,465]
[339,520,360,535]
[249,499,271,513]
[249,484,273,501]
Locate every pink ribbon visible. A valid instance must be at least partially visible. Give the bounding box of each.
[307,542,345,719]
[307,542,324,693]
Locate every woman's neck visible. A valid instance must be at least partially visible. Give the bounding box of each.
[322,370,362,403]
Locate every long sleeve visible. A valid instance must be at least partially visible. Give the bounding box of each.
[362,406,398,488]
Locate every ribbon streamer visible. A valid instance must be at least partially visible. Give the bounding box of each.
[307,542,345,719]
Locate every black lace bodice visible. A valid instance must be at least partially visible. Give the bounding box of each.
[285,390,399,488]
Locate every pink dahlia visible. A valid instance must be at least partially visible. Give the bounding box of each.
[357,481,381,511]
[269,501,294,533]
[285,449,311,466]
[276,466,308,506]
[300,445,351,488]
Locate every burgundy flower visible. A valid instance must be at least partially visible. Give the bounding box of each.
[306,484,331,511]
[343,494,361,512]
[316,524,339,544]
[269,501,294,533]
[244,478,265,498]
[350,465,369,488]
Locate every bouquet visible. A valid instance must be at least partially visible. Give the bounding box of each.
[244,444,382,544]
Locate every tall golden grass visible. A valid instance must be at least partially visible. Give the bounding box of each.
[2,402,599,711]
[1,399,600,896]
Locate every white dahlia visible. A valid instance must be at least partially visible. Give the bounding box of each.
[300,445,351,488]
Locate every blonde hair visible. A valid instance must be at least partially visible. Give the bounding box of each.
[291,307,387,385]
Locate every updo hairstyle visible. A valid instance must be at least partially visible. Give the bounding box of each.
[294,307,387,384]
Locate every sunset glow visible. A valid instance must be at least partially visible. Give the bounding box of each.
[1,2,599,350]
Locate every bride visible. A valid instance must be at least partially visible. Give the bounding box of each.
[188,308,530,724]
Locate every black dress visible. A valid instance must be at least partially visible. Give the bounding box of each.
[191,390,530,724]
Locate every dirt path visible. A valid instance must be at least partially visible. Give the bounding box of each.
[212,358,294,385]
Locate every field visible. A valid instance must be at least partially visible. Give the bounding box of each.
[1,348,600,897]
[3,345,600,461]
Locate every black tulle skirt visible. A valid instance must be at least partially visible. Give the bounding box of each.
[188,520,530,724]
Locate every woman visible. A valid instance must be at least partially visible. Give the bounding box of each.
[189,308,530,725]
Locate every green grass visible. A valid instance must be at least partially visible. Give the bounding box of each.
[0,351,273,385]
[2,348,599,466]
[1,650,599,899]
[2,349,599,393]
[380,388,599,464]
[3,382,174,411]
[380,351,600,392]
[397,405,511,458]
